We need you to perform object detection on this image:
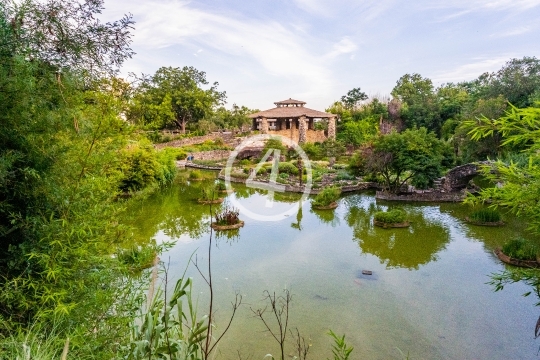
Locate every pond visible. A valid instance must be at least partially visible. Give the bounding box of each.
[123,170,540,359]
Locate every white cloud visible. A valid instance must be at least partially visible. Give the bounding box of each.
[104,0,342,99]
[431,57,510,83]
[326,37,357,59]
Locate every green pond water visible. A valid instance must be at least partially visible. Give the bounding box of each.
[124,171,540,359]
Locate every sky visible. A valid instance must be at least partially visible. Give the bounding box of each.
[102,0,540,110]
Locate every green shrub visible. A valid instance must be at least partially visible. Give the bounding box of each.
[239,159,251,166]
[279,172,289,179]
[278,162,299,175]
[119,142,177,192]
[502,238,539,261]
[263,138,286,153]
[199,186,219,201]
[336,169,355,181]
[301,142,322,160]
[312,186,341,207]
[374,209,407,224]
[469,208,501,223]
[230,172,249,179]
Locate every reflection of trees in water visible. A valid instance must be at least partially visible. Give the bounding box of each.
[311,208,340,227]
[215,228,241,244]
[291,201,303,231]
[345,200,451,270]
[122,177,219,244]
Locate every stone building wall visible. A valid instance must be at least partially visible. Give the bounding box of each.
[267,129,326,144]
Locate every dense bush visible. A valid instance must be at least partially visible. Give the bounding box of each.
[278,162,299,175]
[502,238,538,261]
[118,142,177,192]
[301,142,323,160]
[374,209,407,224]
[336,169,356,181]
[469,208,502,223]
[312,186,341,207]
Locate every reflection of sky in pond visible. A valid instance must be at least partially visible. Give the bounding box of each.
[122,172,540,359]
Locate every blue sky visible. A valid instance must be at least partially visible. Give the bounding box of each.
[103,0,540,110]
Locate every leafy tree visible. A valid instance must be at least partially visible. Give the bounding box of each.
[391,73,442,134]
[463,57,540,108]
[4,0,134,79]
[340,87,368,109]
[464,103,540,231]
[128,66,226,132]
[363,128,452,192]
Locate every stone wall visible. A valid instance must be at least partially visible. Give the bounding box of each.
[154,132,235,149]
[188,150,231,161]
[267,129,326,144]
[375,190,466,202]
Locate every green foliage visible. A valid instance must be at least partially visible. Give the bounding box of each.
[119,143,177,192]
[340,87,368,109]
[214,182,227,191]
[199,186,219,201]
[335,170,356,181]
[312,187,341,207]
[374,209,407,224]
[301,142,323,160]
[264,138,287,154]
[127,66,226,132]
[392,73,442,134]
[327,330,354,360]
[364,128,452,192]
[122,276,207,359]
[502,238,538,261]
[463,104,540,234]
[469,208,502,223]
[278,162,299,175]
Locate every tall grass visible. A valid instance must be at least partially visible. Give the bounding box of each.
[312,187,341,207]
[469,208,501,223]
[502,238,539,261]
[374,209,407,224]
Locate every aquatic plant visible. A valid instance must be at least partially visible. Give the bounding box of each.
[214,182,227,191]
[469,208,501,223]
[374,209,407,224]
[214,205,240,225]
[312,186,341,207]
[502,238,538,261]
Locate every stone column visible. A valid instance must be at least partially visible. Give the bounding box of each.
[298,115,307,144]
[260,117,268,134]
[328,116,336,140]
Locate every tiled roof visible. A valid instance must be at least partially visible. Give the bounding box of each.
[248,106,335,119]
[274,98,306,105]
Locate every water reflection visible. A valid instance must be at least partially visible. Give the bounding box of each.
[344,196,450,270]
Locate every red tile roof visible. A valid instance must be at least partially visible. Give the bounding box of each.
[249,106,335,118]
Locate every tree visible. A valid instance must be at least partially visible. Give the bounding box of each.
[128,66,226,132]
[391,74,442,134]
[4,0,134,79]
[340,87,368,109]
[363,128,452,192]
[463,57,540,108]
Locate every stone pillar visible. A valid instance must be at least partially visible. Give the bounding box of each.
[328,116,336,140]
[260,117,268,134]
[298,115,307,144]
